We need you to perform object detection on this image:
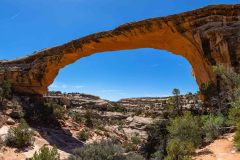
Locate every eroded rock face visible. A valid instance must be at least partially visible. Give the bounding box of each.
[0,5,239,100]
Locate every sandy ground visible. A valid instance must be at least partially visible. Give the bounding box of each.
[0,135,70,160]
[0,125,73,160]
[193,133,240,160]
[1,122,240,160]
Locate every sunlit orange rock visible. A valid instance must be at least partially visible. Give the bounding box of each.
[0,5,239,99]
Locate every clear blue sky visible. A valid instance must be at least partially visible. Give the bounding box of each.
[0,0,238,100]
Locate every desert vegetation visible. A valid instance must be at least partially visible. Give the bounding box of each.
[26,146,60,160]
[138,64,240,160]
[68,139,144,160]
[5,119,34,148]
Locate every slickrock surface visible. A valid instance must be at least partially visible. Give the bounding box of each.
[44,93,111,110]
[0,4,239,100]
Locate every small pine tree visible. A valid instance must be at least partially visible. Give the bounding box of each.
[167,112,202,147]
[172,88,180,96]
[172,88,181,114]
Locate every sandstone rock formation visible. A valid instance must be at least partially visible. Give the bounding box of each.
[0,4,239,100]
[44,92,202,112]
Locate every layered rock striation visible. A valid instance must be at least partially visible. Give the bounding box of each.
[0,5,239,100]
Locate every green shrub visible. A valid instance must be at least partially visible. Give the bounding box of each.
[108,152,144,160]
[164,104,175,111]
[110,104,127,113]
[201,82,211,92]
[123,141,138,152]
[95,122,106,131]
[167,112,202,147]
[68,140,124,160]
[201,114,225,141]
[26,146,60,160]
[69,111,84,124]
[43,102,66,120]
[165,138,194,160]
[5,119,34,148]
[10,110,25,119]
[124,153,144,160]
[150,151,164,160]
[84,110,93,128]
[0,80,12,99]
[228,98,240,125]
[164,156,191,160]
[77,130,90,141]
[69,139,144,160]
[234,123,240,150]
[131,135,141,145]
[144,119,169,158]
[53,105,66,120]
[211,65,240,114]
[212,64,226,75]
[135,109,143,116]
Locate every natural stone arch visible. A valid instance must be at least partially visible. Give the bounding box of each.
[0,4,239,103]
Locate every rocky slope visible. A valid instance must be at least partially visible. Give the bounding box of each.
[0,92,239,160]
[0,4,239,103]
[0,93,159,160]
[43,92,203,140]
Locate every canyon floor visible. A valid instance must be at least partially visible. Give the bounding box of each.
[0,124,239,160]
[0,93,239,160]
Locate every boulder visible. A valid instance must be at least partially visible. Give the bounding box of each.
[6,118,15,125]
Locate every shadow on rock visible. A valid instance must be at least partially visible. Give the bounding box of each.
[34,127,83,154]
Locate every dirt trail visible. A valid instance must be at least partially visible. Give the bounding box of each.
[193,133,240,160]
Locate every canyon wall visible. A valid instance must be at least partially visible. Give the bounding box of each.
[0,5,239,102]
